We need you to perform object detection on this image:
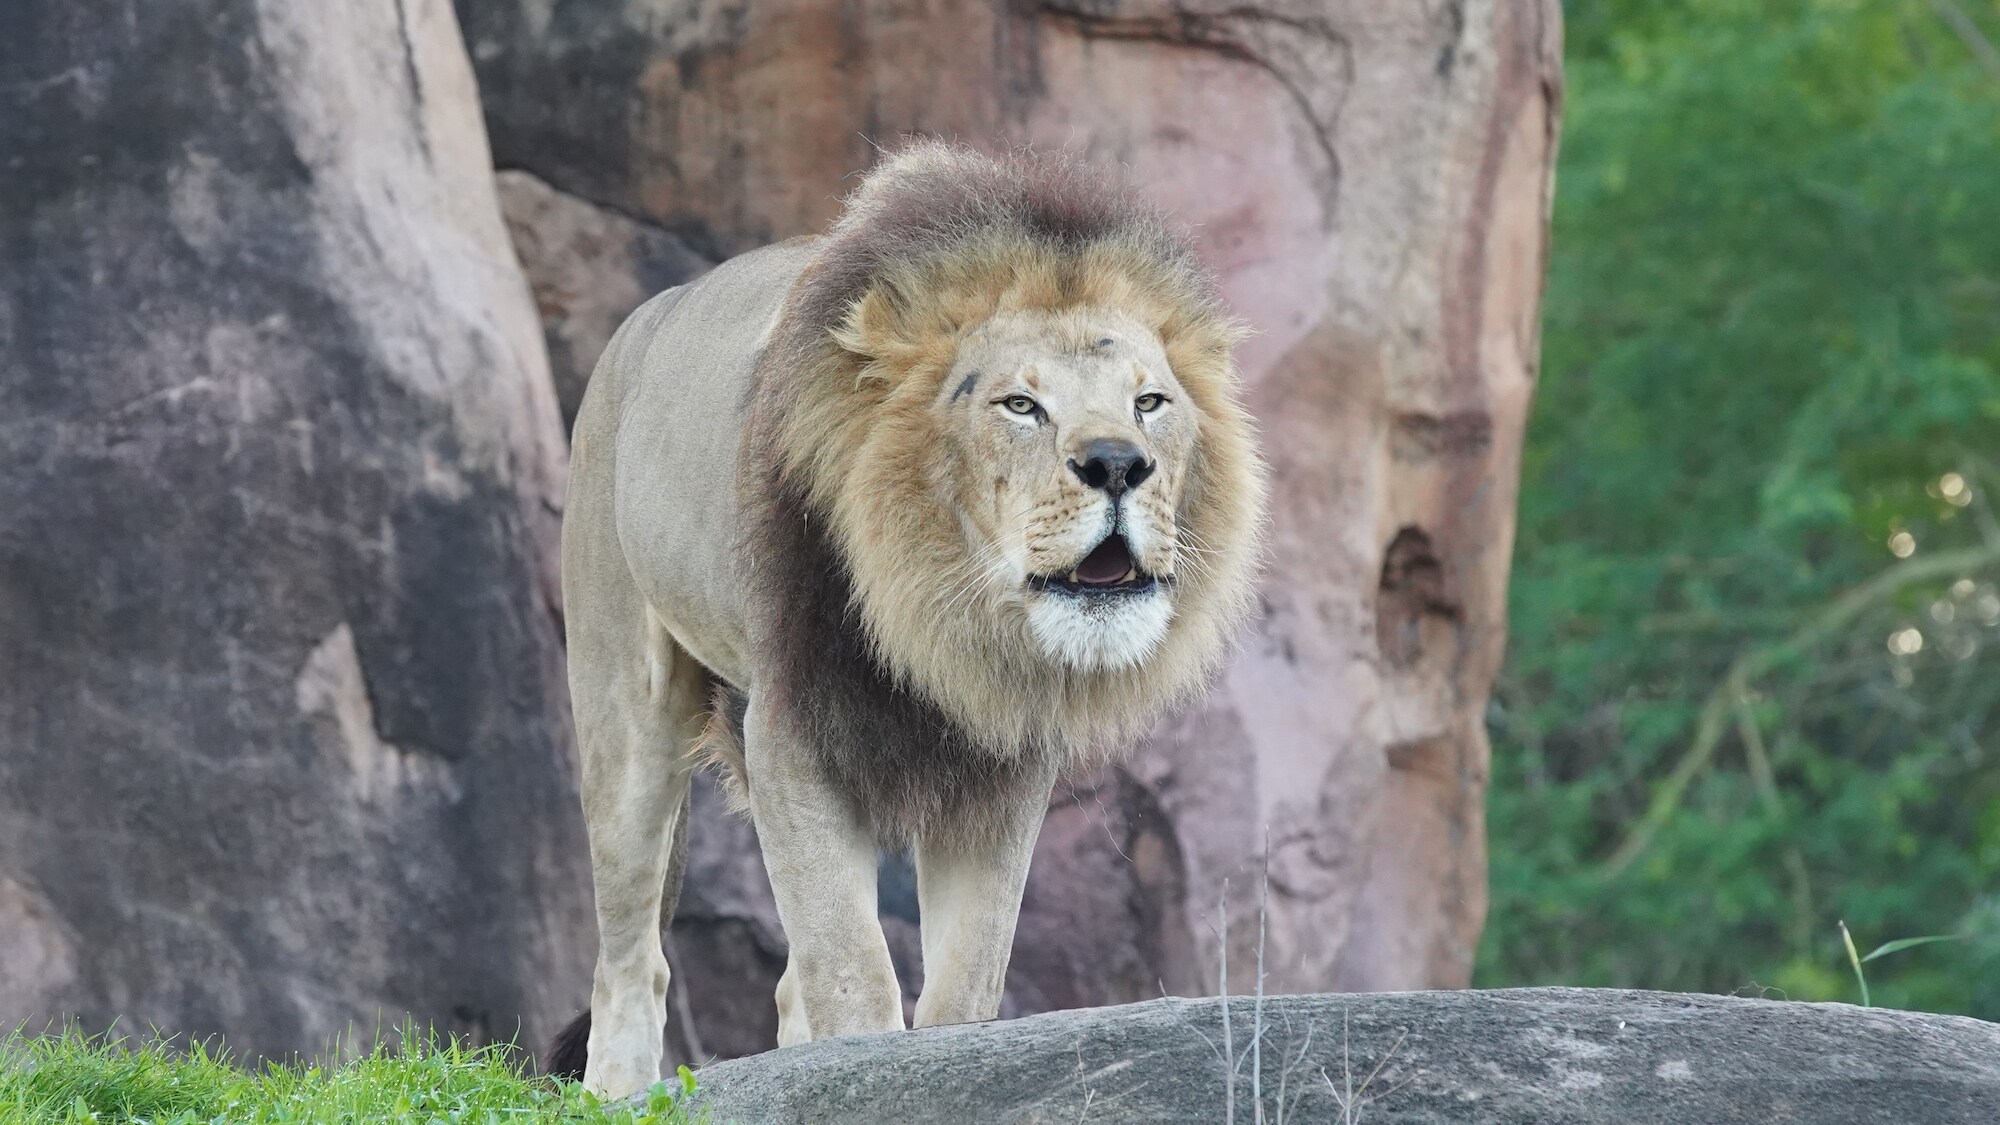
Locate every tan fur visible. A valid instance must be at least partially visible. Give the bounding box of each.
[560,142,1266,1098]
[772,148,1267,764]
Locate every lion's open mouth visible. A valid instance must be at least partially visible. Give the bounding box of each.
[1029,534,1157,595]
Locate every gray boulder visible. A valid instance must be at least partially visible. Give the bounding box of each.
[0,0,592,1058]
[687,989,2000,1124]
[495,170,710,431]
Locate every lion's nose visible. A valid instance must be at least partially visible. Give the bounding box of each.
[1068,440,1155,496]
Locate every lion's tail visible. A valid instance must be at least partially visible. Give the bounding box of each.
[544,1009,592,1081]
[693,683,751,814]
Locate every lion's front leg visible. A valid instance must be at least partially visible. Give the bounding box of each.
[743,698,903,1044]
[911,760,1058,1028]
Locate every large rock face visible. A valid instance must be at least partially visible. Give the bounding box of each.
[0,0,592,1056]
[464,0,1561,1056]
[689,989,2000,1124]
[494,170,710,430]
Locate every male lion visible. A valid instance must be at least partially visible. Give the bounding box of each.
[549,142,1267,1097]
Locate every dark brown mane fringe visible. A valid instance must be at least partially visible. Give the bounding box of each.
[750,463,1043,845]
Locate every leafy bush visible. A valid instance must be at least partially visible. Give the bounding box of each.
[1480,0,2000,1016]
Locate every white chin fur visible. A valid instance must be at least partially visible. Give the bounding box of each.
[1025,588,1175,671]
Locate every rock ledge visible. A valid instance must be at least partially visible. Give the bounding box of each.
[688,987,2000,1124]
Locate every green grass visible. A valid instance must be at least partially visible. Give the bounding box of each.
[0,1027,696,1125]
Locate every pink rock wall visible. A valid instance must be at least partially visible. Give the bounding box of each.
[467,0,1563,1056]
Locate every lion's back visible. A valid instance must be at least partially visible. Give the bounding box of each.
[575,237,821,688]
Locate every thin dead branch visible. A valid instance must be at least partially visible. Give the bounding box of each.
[1928,0,2000,81]
[1599,543,2000,877]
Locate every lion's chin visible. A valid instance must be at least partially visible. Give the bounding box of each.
[1024,586,1175,672]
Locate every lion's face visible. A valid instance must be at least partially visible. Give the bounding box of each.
[807,204,1265,752]
[936,307,1201,671]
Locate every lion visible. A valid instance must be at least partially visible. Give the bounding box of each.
[547,141,1267,1097]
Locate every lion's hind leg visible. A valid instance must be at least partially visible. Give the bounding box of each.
[568,595,706,1097]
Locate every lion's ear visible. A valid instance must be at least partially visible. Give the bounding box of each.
[832,280,960,388]
[831,287,896,360]
[835,271,938,361]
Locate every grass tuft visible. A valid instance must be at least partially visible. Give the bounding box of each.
[0,1026,696,1124]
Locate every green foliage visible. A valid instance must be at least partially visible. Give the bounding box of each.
[1480,0,2000,1015]
[0,1027,695,1124]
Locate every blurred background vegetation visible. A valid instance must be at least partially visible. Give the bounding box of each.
[1478,0,2000,1016]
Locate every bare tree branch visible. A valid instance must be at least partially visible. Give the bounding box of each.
[1599,543,2000,877]
[1928,0,2000,81]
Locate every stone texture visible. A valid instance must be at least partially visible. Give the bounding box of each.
[495,169,710,429]
[463,0,1561,1054]
[0,0,592,1058]
[688,989,2000,1124]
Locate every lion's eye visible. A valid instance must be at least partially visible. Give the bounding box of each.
[1000,395,1040,416]
[1135,393,1167,414]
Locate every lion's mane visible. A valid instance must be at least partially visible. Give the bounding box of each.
[735,142,1266,843]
